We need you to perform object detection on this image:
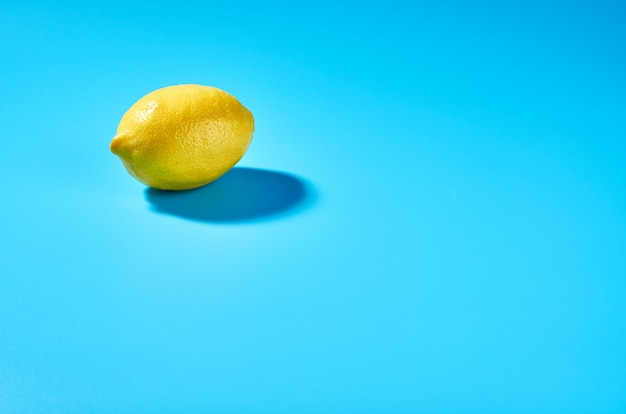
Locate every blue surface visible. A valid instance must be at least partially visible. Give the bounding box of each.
[1,1,625,412]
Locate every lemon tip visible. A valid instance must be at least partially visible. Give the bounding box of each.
[110,134,128,156]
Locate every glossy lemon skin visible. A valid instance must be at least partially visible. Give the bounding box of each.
[110,84,254,190]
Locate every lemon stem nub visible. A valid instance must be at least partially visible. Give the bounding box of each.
[110,134,130,156]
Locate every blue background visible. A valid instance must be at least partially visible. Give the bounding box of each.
[1,1,625,412]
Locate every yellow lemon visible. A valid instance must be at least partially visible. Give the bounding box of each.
[110,84,254,190]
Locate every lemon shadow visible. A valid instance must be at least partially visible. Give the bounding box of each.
[144,167,316,223]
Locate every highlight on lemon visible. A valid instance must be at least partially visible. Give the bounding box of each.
[110,84,254,190]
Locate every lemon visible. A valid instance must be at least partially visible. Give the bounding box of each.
[110,84,254,190]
